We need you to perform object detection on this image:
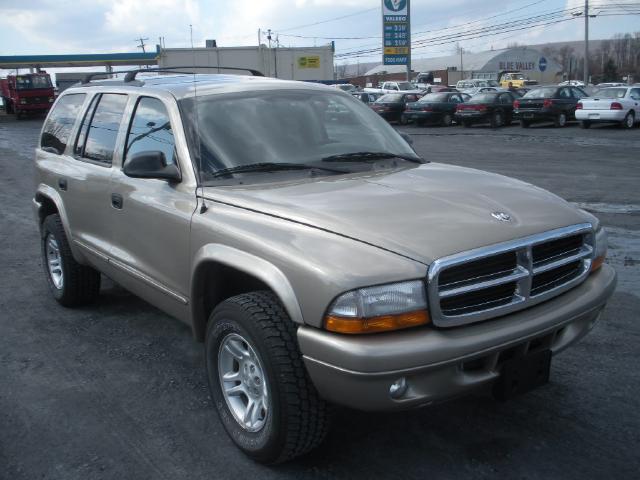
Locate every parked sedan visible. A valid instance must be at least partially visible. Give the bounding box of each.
[352,91,382,105]
[576,86,640,129]
[514,85,587,127]
[455,91,519,128]
[404,92,466,126]
[370,93,421,124]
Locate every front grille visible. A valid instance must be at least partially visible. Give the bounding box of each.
[428,224,594,327]
[24,96,47,105]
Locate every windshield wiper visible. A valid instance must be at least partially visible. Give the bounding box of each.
[209,162,348,179]
[321,152,425,164]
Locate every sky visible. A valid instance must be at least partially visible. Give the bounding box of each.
[0,0,638,66]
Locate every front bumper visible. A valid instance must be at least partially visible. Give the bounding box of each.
[298,265,616,411]
[16,103,52,112]
[575,110,627,122]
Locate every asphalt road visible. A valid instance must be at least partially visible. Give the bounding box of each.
[1,114,639,479]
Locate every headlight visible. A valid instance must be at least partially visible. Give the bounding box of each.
[20,99,27,104]
[324,280,430,334]
[591,226,608,272]
[48,97,54,102]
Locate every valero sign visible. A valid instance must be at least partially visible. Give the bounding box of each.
[382,0,410,66]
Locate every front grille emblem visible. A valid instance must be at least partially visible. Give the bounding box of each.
[491,211,512,222]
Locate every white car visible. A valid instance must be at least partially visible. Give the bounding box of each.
[559,80,586,87]
[576,86,640,129]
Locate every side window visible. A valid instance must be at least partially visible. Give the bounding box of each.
[630,88,640,100]
[75,93,128,165]
[500,94,512,104]
[559,88,571,99]
[571,87,586,99]
[125,97,176,166]
[405,94,417,102]
[450,95,462,103]
[40,94,86,155]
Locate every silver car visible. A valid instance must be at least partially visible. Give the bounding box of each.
[33,70,616,464]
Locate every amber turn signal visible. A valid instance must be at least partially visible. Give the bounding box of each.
[591,255,605,272]
[325,310,430,334]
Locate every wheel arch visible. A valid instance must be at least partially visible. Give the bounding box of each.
[191,245,305,342]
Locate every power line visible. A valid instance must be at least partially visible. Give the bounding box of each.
[273,7,378,33]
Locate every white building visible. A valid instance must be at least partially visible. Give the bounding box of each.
[159,45,335,81]
[365,47,563,84]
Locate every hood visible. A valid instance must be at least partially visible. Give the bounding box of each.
[202,163,592,265]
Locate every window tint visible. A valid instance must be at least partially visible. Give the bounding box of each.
[631,88,640,100]
[450,94,462,103]
[125,97,176,165]
[76,94,127,165]
[571,87,587,99]
[558,88,571,99]
[500,93,513,104]
[74,94,99,156]
[40,94,86,155]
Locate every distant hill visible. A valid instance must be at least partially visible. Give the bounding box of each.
[338,39,608,78]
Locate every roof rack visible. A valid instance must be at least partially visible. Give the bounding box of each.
[80,66,264,85]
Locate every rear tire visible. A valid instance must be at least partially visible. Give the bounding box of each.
[622,112,635,129]
[554,112,567,128]
[41,214,101,306]
[490,111,504,128]
[441,113,453,127]
[579,120,591,129]
[462,120,472,128]
[399,114,409,125]
[205,291,331,464]
[520,120,531,128]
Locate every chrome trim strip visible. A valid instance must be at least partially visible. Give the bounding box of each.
[73,239,188,305]
[428,223,594,328]
[439,266,529,299]
[532,245,592,274]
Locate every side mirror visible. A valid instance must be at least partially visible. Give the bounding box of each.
[123,151,181,182]
[399,132,413,146]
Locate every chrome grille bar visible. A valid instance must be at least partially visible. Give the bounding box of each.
[427,224,594,328]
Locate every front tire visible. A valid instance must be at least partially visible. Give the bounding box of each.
[441,113,453,127]
[520,120,531,128]
[399,114,409,125]
[580,120,591,129]
[205,291,330,464]
[622,112,635,129]
[490,111,504,128]
[41,214,101,306]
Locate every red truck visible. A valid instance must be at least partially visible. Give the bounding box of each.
[1,72,55,118]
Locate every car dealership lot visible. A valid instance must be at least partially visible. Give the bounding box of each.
[1,114,639,479]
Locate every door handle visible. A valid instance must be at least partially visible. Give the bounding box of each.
[58,178,67,191]
[111,193,124,210]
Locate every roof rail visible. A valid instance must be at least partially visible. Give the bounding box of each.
[123,66,265,83]
[81,72,114,84]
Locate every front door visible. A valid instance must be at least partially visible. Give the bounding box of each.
[108,95,197,310]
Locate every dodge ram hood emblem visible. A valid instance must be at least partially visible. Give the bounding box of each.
[491,211,512,222]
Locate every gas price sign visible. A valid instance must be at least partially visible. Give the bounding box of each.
[382,0,410,66]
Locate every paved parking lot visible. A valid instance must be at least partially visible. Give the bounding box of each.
[1,114,639,479]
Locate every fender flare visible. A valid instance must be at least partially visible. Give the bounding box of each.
[191,244,305,328]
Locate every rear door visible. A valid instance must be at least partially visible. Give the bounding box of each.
[107,95,196,307]
[52,92,128,261]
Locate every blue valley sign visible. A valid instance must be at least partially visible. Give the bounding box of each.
[383,0,410,66]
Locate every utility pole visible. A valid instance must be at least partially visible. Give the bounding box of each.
[406,0,411,82]
[460,46,464,81]
[267,29,272,49]
[583,0,589,84]
[135,37,149,53]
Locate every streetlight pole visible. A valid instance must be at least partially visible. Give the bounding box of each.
[584,0,589,84]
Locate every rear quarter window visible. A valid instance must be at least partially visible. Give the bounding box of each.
[40,94,86,154]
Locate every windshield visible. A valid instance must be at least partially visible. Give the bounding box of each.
[15,75,52,90]
[593,88,627,99]
[180,90,418,184]
[338,84,355,92]
[419,93,449,102]
[468,93,498,104]
[396,82,413,90]
[509,74,525,80]
[377,94,403,102]
[523,88,557,98]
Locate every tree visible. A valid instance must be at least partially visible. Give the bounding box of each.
[602,58,618,82]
